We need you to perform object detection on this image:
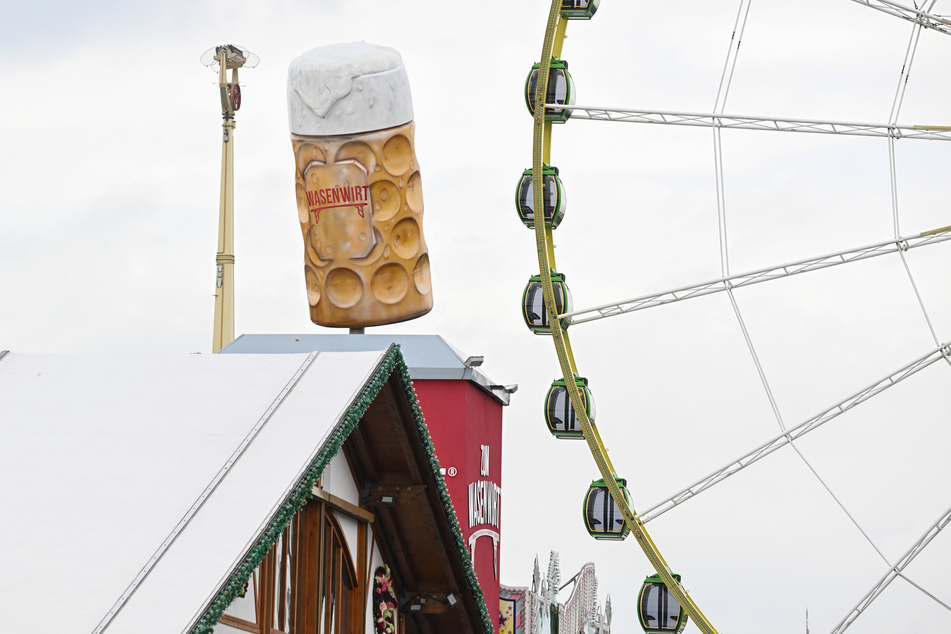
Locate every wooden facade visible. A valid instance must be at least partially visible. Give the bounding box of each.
[219,334,512,633]
[213,370,488,634]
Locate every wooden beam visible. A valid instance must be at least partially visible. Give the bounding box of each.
[217,615,258,633]
[294,502,322,633]
[343,427,376,483]
[362,482,426,507]
[311,486,374,523]
[357,522,369,632]
[403,595,457,615]
[380,382,424,483]
[316,503,326,634]
[257,550,275,634]
[277,529,288,631]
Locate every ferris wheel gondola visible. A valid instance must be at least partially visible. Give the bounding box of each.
[560,0,600,20]
[638,574,688,634]
[544,376,594,439]
[519,3,718,629]
[522,272,572,334]
[583,477,631,541]
[516,164,567,229]
[525,58,575,123]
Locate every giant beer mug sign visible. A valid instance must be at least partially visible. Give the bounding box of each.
[288,43,432,327]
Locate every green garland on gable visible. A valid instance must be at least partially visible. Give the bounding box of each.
[189,345,493,634]
[394,354,493,634]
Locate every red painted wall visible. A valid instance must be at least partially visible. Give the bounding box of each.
[412,380,503,632]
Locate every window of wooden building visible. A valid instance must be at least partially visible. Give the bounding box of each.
[219,494,377,634]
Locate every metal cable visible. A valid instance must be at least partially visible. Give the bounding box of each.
[899,248,941,346]
[712,0,754,277]
[885,0,949,369]
[711,0,896,590]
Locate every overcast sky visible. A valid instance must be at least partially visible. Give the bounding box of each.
[2,1,951,633]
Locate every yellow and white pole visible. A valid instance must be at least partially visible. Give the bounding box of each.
[212,49,237,353]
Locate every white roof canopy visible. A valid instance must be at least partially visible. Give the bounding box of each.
[0,349,392,634]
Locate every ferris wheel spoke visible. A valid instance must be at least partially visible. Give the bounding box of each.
[638,342,950,524]
[847,0,951,36]
[830,503,951,634]
[560,228,951,324]
[547,104,951,140]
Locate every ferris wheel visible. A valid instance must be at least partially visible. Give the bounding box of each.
[518,1,951,633]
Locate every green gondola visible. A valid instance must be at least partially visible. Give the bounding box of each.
[637,574,689,634]
[582,477,631,540]
[516,165,567,230]
[522,272,572,334]
[524,58,575,123]
[544,376,594,439]
[561,0,600,19]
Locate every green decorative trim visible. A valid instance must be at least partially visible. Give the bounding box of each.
[189,346,493,634]
[394,353,494,634]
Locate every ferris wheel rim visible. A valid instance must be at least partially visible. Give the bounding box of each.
[526,2,720,633]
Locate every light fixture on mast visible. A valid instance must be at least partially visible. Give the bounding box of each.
[200,44,258,353]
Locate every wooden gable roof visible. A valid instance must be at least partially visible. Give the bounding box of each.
[186,345,492,634]
[344,372,489,634]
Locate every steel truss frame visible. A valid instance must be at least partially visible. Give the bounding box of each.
[849,0,951,35]
[547,104,951,140]
[639,342,951,523]
[560,229,951,324]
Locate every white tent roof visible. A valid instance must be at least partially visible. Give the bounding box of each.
[0,348,392,634]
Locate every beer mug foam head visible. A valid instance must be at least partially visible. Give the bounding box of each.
[287,42,414,136]
[288,42,432,328]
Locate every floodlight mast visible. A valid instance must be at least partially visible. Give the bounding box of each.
[205,44,253,353]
